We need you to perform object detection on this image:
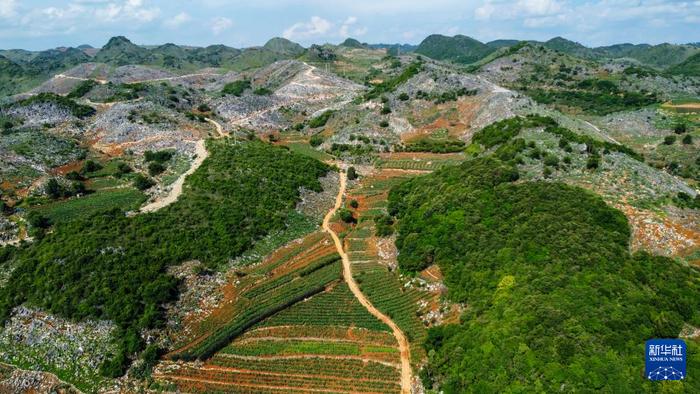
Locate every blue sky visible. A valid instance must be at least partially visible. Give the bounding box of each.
[0,0,698,50]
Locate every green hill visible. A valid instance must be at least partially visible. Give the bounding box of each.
[388,156,700,392]
[415,34,496,64]
[94,36,153,66]
[667,51,700,76]
[543,36,595,58]
[27,47,90,74]
[340,38,366,49]
[263,37,305,57]
[485,39,520,48]
[595,43,699,68]
[187,44,241,67]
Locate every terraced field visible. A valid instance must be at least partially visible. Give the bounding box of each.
[155,229,403,393]
[342,169,437,368]
[152,160,464,392]
[375,152,465,171]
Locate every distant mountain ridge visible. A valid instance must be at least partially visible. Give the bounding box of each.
[1,34,698,97]
[415,34,496,64]
[413,34,700,71]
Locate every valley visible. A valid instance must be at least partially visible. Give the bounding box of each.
[0,32,698,393]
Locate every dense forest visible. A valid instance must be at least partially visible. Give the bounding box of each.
[0,140,330,376]
[388,157,700,392]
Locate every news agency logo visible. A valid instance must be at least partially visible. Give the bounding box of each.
[645,339,686,381]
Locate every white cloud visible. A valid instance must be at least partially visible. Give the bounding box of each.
[283,16,332,40]
[339,16,368,38]
[0,0,17,18]
[475,0,562,21]
[211,16,233,35]
[163,11,190,28]
[339,16,356,37]
[93,0,160,23]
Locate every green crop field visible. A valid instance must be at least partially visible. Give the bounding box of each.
[29,188,146,224]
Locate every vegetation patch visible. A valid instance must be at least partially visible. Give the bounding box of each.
[0,140,330,377]
[387,157,700,392]
[29,188,146,225]
[17,93,96,118]
[364,61,423,100]
[527,84,659,115]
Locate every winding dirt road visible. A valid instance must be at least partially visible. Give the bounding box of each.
[140,118,225,213]
[321,167,412,394]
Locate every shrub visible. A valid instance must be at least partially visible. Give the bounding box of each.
[26,212,52,229]
[253,87,273,95]
[381,105,392,115]
[338,208,356,224]
[46,179,64,199]
[347,166,358,180]
[398,92,410,101]
[309,134,325,147]
[349,199,359,208]
[682,134,693,144]
[379,120,389,128]
[674,123,687,134]
[544,154,559,167]
[197,103,211,112]
[67,80,98,99]
[543,166,552,178]
[66,171,83,181]
[144,150,173,163]
[222,79,251,96]
[663,135,676,145]
[308,110,335,128]
[81,160,103,174]
[374,214,394,237]
[116,163,133,176]
[586,155,600,169]
[133,174,155,190]
[148,162,166,176]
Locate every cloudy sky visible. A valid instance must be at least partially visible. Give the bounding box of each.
[0,0,698,50]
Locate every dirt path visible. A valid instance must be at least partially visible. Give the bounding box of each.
[583,120,621,145]
[54,73,107,85]
[55,72,220,85]
[321,167,413,394]
[140,118,224,213]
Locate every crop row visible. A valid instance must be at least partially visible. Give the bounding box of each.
[164,365,401,393]
[173,263,341,360]
[243,254,340,299]
[248,232,328,275]
[377,159,459,171]
[256,283,391,332]
[207,356,400,379]
[356,270,427,361]
[239,325,396,345]
[221,338,398,362]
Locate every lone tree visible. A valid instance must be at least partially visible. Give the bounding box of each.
[674,123,687,134]
[347,166,358,180]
